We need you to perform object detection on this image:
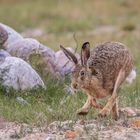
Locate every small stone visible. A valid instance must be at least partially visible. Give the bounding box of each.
[65,130,77,139]
[16,97,29,105]
[85,123,96,130]
[74,125,84,136]
[120,107,137,117]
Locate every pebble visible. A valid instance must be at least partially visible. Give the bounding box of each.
[74,125,85,136]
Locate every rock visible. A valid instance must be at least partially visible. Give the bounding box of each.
[0,24,64,79]
[39,44,56,60]
[0,25,8,46]
[0,23,23,49]
[0,49,10,65]
[33,44,63,79]
[6,38,41,60]
[0,49,11,58]
[55,47,80,75]
[0,56,45,90]
[6,38,63,79]
[120,107,140,117]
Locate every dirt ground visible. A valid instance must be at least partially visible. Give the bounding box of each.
[0,107,140,140]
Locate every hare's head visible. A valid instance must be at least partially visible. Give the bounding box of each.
[60,42,91,89]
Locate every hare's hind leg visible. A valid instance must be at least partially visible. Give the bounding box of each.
[98,69,125,119]
[112,101,119,120]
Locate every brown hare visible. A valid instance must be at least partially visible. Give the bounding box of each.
[60,42,136,120]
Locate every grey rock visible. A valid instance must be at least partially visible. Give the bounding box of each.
[0,23,23,49]
[0,49,10,57]
[0,56,45,90]
[35,44,63,78]
[0,24,64,79]
[55,48,80,75]
[6,38,41,60]
[6,38,63,79]
[0,49,10,65]
[0,25,8,46]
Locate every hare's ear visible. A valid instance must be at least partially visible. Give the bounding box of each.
[81,42,90,66]
[60,45,78,64]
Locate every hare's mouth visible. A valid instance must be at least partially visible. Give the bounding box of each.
[71,83,78,89]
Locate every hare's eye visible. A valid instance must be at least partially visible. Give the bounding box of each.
[80,71,85,76]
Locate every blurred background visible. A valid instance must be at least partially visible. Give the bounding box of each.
[0,0,140,125]
[0,0,140,56]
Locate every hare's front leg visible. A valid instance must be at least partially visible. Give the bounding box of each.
[91,98,103,109]
[98,70,125,119]
[77,94,92,115]
[78,95,103,115]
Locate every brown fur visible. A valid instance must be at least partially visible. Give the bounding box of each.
[60,41,134,120]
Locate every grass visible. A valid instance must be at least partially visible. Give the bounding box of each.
[0,77,87,124]
[0,0,140,125]
[0,76,139,125]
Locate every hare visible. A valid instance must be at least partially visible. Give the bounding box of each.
[60,41,136,120]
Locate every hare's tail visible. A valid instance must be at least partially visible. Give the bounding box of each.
[126,69,136,84]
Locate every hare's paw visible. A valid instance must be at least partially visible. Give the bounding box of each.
[77,108,89,115]
[98,109,108,118]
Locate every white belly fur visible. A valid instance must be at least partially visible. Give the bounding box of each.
[126,69,136,84]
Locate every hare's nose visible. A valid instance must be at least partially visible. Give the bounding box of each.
[71,83,78,89]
